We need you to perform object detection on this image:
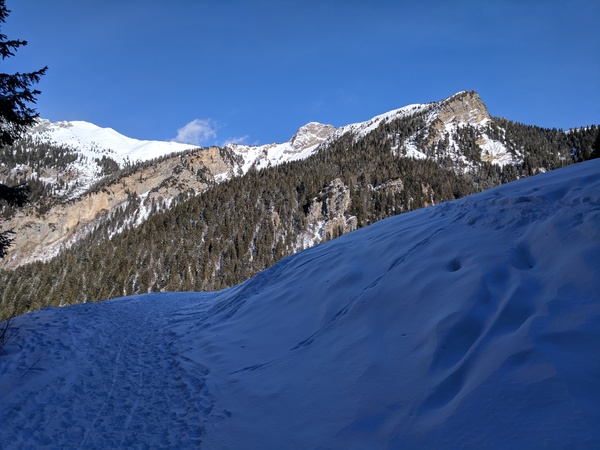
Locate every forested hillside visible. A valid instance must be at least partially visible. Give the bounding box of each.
[1,101,597,320]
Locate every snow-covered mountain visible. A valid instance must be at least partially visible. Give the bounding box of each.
[0,116,339,268]
[23,119,199,199]
[29,119,197,165]
[23,118,339,195]
[228,121,337,172]
[229,90,516,172]
[326,90,517,167]
[1,159,598,448]
[17,91,513,198]
[0,91,590,272]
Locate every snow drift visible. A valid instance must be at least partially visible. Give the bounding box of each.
[1,159,599,448]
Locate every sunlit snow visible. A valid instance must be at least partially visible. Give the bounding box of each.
[29,119,197,165]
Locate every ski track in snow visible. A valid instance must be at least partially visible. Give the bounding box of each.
[0,294,217,448]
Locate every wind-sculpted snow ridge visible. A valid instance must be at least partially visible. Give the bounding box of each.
[1,160,599,448]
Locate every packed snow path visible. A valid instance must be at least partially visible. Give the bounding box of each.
[0,294,219,447]
[1,159,599,448]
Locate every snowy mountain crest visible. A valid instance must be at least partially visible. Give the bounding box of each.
[226,122,335,173]
[26,119,197,166]
[2,90,588,270]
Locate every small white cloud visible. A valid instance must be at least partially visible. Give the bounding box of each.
[223,135,251,146]
[173,119,218,146]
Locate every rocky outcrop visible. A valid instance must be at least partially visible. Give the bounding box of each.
[0,147,240,268]
[426,91,491,146]
[290,122,336,152]
[305,179,357,243]
[437,91,490,126]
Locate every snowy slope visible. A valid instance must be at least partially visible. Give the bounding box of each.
[1,155,599,447]
[23,119,198,199]
[226,93,506,174]
[226,121,336,173]
[29,119,197,166]
[334,102,432,139]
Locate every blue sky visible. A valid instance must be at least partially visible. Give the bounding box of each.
[3,0,599,146]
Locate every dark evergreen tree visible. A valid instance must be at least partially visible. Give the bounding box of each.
[0,0,47,258]
[593,129,600,159]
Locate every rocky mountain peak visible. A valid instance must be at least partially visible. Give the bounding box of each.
[290,122,336,151]
[437,90,490,126]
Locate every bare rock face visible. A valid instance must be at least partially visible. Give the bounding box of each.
[290,122,336,152]
[437,90,490,126]
[426,91,492,150]
[306,178,357,242]
[0,147,240,269]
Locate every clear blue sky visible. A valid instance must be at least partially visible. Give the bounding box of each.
[3,0,599,146]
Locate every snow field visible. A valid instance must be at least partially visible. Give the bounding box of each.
[0,159,599,448]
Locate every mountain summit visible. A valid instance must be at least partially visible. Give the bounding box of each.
[28,119,197,166]
[436,90,490,125]
[290,122,336,151]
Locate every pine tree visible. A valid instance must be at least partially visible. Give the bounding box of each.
[593,130,600,160]
[0,0,47,258]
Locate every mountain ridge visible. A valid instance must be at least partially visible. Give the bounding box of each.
[0,91,597,316]
[3,91,502,268]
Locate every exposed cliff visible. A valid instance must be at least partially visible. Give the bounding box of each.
[0,146,239,268]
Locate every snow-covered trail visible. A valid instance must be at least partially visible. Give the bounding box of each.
[0,293,217,448]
